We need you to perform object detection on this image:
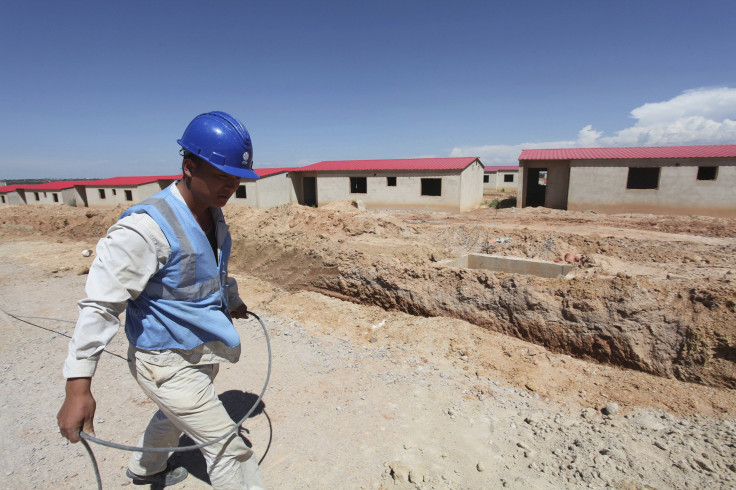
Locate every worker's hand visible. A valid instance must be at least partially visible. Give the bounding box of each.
[230,303,249,319]
[57,377,96,443]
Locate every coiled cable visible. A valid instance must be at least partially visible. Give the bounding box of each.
[1,305,271,489]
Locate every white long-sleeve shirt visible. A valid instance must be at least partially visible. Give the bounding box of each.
[63,184,243,379]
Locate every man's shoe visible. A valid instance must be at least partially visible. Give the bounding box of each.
[126,465,188,487]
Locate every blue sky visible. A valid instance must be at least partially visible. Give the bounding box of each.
[1,0,735,179]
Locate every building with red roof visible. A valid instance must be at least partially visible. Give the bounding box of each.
[517,144,736,217]
[2,157,488,212]
[287,157,484,211]
[0,176,182,207]
[84,175,181,207]
[0,184,25,205]
[227,167,295,208]
[10,181,91,206]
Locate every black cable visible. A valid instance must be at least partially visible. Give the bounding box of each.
[0,304,127,361]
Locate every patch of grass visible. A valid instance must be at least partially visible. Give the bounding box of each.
[497,196,517,209]
[484,196,517,209]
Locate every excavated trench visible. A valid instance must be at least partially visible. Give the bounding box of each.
[231,234,736,390]
[2,203,730,391]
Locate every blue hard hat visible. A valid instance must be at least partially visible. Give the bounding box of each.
[178,111,259,179]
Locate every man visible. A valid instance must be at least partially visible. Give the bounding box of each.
[57,111,265,489]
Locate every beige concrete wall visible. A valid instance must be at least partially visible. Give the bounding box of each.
[483,170,519,191]
[483,172,498,190]
[312,167,478,212]
[229,180,257,207]
[228,173,296,208]
[498,170,519,189]
[517,167,525,207]
[0,191,25,205]
[459,160,484,211]
[567,158,736,217]
[26,189,68,205]
[63,187,86,207]
[440,253,572,278]
[86,182,169,208]
[546,163,570,209]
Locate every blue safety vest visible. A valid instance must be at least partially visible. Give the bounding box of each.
[119,185,240,351]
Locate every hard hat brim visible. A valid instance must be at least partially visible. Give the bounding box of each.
[210,162,260,180]
[178,139,260,180]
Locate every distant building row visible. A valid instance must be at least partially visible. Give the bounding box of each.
[2,144,735,217]
[0,158,486,213]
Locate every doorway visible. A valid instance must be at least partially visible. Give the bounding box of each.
[303,177,317,207]
[525,168,547,207]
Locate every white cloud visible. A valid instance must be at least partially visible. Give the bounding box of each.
[630,87,736,126]
[451,87,736,164]
[451,140,574,165]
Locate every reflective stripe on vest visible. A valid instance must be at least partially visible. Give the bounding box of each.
[132,196,221,301]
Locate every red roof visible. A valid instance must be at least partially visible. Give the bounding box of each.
[0,184,20,193]
[85,175,181,186]
[484,165,519,172]
[519,144,736,161]
[15,181,89,190]
[255,167,292,178]
[291,157,480,172]
[6,175,180,192]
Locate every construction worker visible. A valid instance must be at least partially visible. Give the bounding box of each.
[57,111,265,489]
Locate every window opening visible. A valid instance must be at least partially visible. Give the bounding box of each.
[53,193,59,202]
[421,178,442,196]
[697,166,718,181]
[125,190,133,201]
[99,189,106,199]
[112,189,117,196]
[236,185,246,198]
[34,193,40,201]
[537,171,547,186]
[1,196,5,203]
[627,167,660,189]
[504,174,514,183]
[387,177,397,187]
[483,175,489,183]
[350,177,367,194]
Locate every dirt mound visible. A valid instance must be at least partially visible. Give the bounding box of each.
[0,204,121,241]
[222,203,736,389]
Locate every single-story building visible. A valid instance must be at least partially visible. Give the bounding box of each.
[0,185,25,205]
[288,157,484,212]
[228,168,296,208]
[518,144,736,217]
[483,165,519,191]
[16,181,89,207]
[84,175,181,208]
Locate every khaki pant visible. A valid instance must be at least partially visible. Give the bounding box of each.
[127,352,264,489]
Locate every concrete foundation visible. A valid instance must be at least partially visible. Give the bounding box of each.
[441,253,572,278]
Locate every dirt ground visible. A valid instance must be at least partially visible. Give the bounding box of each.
[0,200,734,489]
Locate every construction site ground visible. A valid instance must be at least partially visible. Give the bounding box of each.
[0,195,734,489]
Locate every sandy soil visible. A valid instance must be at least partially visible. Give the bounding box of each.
[0,201,734,489]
